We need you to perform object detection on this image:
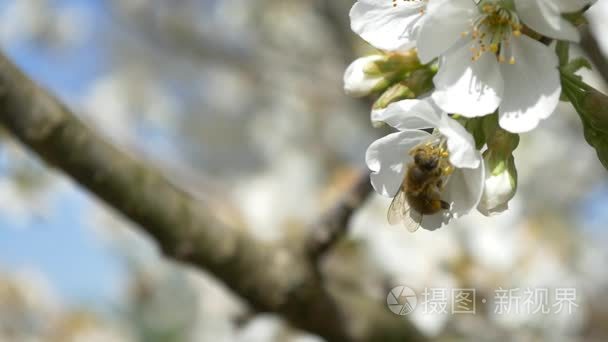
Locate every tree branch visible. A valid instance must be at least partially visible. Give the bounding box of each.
[307,170,373,262]
[0,52,424,342]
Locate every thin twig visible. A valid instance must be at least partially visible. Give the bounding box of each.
[307,170,373,262]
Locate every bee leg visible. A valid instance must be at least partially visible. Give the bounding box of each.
[440,200,450,210]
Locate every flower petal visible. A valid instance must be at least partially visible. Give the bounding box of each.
[371,98,442,130]
[514,0,580,42]
[350,0,425,51]
[438,115,481,169]
[553,0,596,12]
[432,40,503,117]
[443,161,485,218]
[416,0,478,63]
[498,35,561,133]
[366,130,429,197]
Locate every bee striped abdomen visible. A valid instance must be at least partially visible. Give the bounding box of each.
[405,192,444,215]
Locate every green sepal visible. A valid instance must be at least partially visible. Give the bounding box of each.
[562,57,592,75]
[372,83,415,110]
[461,117,486,150]
[562,11,589,28]
[367,53,422,75]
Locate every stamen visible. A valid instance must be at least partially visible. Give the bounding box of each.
[465,2,520,64]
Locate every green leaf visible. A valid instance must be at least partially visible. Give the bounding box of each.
[561,69,608,170]
[582,117,608,170]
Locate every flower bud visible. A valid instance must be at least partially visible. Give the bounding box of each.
[473,115,519,216]
[344,51,423,98]
[343,55,387,97]
[477,153,517,216]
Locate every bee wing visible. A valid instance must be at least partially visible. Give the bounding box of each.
[387,189,407,225]
[402,206,423,233]
[387,189,423,232]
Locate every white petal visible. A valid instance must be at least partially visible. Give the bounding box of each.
[438,115,481,169]
[416,0,478,63]
[443,160,485,218]
[371,98,442,130]
[366,130,430,197]
[344,55,385,97]
[432,40,503,117]
[498,36,561,133]
[552,0,594,13]
[350,0,425,51]
[514,0,580,42]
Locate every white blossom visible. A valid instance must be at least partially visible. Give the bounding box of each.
[416,0,582,132]
[366,98,484,230]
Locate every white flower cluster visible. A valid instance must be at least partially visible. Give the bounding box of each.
[345,0,596,230]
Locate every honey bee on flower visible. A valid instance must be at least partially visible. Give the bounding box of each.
[366,98,484,230]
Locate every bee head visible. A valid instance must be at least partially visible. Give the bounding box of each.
[414,152,439,171]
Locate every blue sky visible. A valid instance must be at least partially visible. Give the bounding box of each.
[0,186,126,304]
[0,0,125,305]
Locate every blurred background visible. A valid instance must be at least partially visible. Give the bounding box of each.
[0,0,607,341]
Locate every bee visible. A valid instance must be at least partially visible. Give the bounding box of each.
[388,140,453,232]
